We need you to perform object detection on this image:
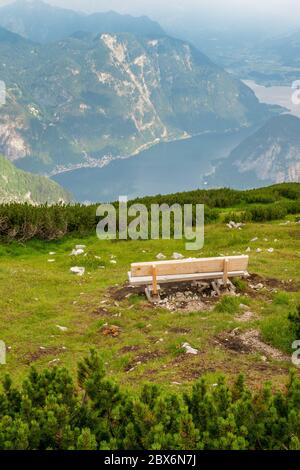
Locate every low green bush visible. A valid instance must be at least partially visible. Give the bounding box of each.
[1,350,299,450]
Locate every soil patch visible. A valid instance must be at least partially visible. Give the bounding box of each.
[168,327,192,334]
[101,325,121,337]
[23,347,66,365]
[215,329,289,361]
[247,273,300,293]
[125,350,165,372]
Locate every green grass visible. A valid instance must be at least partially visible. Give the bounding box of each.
[0,215,299,389]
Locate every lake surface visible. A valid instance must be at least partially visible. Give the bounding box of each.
[53,129,252,202]
[244,80,300,118]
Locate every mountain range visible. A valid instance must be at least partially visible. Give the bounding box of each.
[0,7,272,176]
[0,155,71,204]
[0,0,165,43]
[0,0,299,202]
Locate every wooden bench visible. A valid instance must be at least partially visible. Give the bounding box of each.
[128,255,249,300]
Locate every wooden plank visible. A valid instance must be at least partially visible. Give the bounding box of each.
[128,270,248,286]
[131,256,248,277]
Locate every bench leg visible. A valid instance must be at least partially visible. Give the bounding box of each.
[223,258,229,284]
[145,285,161,303]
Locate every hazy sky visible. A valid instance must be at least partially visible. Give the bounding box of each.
[1,0,300,32]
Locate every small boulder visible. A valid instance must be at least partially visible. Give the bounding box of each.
[182,342,198,355]
[70,266,85,276]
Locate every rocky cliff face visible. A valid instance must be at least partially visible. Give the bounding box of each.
[210,115,300,188]
[0,27,271,175]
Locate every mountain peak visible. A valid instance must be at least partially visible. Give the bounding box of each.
[0,1,165,43]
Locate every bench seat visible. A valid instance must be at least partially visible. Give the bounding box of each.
[128,270,248,286]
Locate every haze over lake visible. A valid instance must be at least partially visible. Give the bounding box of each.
[244,80,300,117]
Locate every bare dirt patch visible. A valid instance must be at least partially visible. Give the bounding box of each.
[215,329,289,361]
[109,285,144,301]
[235,310,257,323]
[119,345,142,354]
[168,327,192,334]
[247,273,300,293]
[101,325,121,337]
[23,347,66,365]
[92,307,111,317]
[125,350,166,372]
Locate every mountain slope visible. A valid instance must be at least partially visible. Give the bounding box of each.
[211,115,300,188]
[0,27,272,175]
[0,0,165,43]
[0,155,71,204]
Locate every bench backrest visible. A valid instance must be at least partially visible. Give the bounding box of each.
[131,255,249,278]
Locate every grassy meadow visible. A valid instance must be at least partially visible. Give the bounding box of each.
[0,210,299,390]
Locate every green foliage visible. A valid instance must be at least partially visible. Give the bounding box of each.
[1,350,300,450]
[215,296,243,314]
[289,305,300,341]
[0,183,299,242]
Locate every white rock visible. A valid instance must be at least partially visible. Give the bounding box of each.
[110,260,117,264]
[256,248,262,253]
[48,259,55,263]
[49,252,56,255]
[246,247,251,252]
[251,237,258,242]
[76,245,86,250]
[267,248,274,253]
[156,253,166,260]
[56,325,68,332]
[48,358,60,365]
[71,248,85,256]
[172,252,184,260]
[70,266,85,276]
[182,342,198,355]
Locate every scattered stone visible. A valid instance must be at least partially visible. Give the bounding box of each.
[246,247,251,252]
[216,329,288,360]
[48,358,61,366]
[76,245,86,250]
[256,248,262,253]
[56,325,68,332]
[70,266,85,276]
[49,252,56,255]
[250,237,258,242]
[172,252,184,260]
[236,311,255,323]
[226,221,245,230]
[239,303,249,310]
[267,248,274,253]
[71,248,85,256]
[110,260,117,264]
[48,259,55,263]
[182,342,198,355]
[250,283,264,290]
[156,253,166,260]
